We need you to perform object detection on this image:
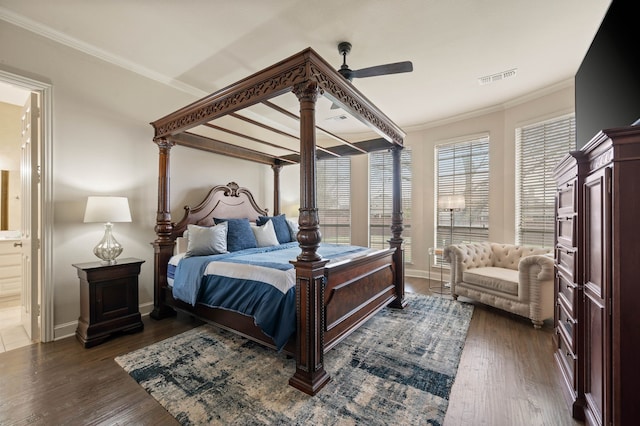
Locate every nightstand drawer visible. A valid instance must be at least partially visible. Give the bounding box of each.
[94,277,138,322]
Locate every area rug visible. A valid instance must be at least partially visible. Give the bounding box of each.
[115,293,473,426]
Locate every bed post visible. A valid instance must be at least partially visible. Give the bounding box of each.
[272,164,282,215]
[150,137,177,320]
[388,145,407,309]
[289,80,330,395]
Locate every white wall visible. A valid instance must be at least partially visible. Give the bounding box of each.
[0,19,575,337]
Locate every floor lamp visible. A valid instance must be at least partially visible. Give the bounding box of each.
[438,194,466,246]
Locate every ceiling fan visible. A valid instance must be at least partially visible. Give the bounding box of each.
[336,41,413,81]
[331,41,413,109]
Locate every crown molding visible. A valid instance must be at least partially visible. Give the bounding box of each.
[403,78,576,133]
[0,6,207,98]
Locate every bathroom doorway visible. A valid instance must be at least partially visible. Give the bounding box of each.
[0,70,53,350]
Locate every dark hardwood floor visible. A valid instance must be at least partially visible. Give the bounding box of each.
[0,278,581,425]
[419,289,583,425]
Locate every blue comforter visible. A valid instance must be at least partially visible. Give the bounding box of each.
[171,242,369,350]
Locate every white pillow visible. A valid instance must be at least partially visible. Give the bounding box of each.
[185,222,228,257]
[175,236,188,255]
[251,219,280,247]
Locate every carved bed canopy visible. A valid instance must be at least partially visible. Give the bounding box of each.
[151,47,405,165]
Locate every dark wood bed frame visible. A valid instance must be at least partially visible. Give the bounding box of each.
[149,48,407,395]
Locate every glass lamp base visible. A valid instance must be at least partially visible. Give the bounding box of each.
[93,222,123,265]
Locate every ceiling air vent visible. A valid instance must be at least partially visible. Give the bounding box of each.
[478,68,517,85]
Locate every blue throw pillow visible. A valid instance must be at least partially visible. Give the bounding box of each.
[257,214,292,244]
[214,218,257,252]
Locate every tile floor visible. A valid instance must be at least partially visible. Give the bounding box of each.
[0,306,32,353]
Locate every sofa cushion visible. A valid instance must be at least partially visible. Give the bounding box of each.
[459,242,493,269]
[490,243,551,270]
[463,266,519,296]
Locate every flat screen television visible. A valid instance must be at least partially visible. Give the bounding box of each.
[575,0,640,148]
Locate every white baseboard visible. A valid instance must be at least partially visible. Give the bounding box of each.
[54,321,77,341]
[405,268,451,282]
[54,301,156,341]
[405,268,427,278]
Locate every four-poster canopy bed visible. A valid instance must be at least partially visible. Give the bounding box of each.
[149,47,407,395]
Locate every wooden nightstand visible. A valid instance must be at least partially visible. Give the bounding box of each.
[73,258,145,348]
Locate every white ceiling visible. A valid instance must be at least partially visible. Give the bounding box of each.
[0,0,611,131]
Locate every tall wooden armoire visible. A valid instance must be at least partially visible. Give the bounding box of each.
[554,125,640,425]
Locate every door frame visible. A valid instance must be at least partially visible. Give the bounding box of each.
[0,68,53,342]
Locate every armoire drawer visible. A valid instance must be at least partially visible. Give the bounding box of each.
[555,328,576,392]
[556,271,576,315]
[556,247,576,279]
[557,301,576,350]
[556,179,576,215]
[556,217,576,248]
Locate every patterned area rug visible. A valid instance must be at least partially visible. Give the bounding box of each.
[115,293,473,426]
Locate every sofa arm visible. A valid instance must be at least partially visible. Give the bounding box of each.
[518,253,555,324]
[518,254,554,282]
[443,246,463,285]
[444,242,492,286]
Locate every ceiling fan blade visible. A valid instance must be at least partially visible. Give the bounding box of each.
[352,61,413,79]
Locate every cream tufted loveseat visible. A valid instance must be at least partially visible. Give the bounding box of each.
[443,242,554,328]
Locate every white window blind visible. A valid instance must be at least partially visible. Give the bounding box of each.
[516,115,575,247]
[317,157,351,244]
[369,149,412,262]
[435,136,489,250]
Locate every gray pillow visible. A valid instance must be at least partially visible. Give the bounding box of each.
[185,222,228,257]
[286,218,299,242]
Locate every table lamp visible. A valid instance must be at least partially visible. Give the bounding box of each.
[83,196,132,264]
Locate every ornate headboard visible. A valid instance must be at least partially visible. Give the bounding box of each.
[170,182,268,240]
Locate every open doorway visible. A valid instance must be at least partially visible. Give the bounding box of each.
[0,81,31,352]
[0,70,53,350]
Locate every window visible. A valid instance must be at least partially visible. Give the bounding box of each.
[369,148,412,262]
[516,115,575,247]
[317,157,351,244]
[435,135,489,249]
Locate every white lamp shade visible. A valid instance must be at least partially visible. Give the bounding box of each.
[438,194,466,210]
[84,196,132,223]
